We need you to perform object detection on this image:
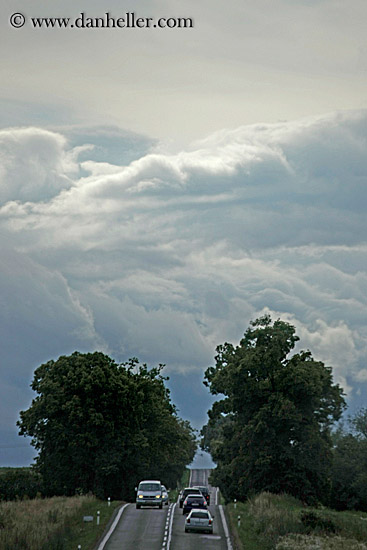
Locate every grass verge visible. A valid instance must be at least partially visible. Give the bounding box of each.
[0,495,123,550]
[226,492,367,550]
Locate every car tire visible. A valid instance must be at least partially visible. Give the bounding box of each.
[159,503,163,509]
[136,504,141,509]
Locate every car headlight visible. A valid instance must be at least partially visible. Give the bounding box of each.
[156,494,161,498]
[138,495,143,499]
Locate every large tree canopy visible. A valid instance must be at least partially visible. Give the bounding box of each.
[17,352,196,499]
[202,315,346,504]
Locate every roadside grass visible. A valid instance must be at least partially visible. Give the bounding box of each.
[227,500,269,550]
[168,468,190,503]
[227,492,367,550]
[0,495,123,550]
[64,497,123,550]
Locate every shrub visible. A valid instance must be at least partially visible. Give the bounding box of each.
[248,492,304,546]
[301,510,338,534]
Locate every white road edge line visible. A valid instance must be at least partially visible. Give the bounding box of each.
[97,503,130,550]
[165,502,176,550]
[219,503,233,550]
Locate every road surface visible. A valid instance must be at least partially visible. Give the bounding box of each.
[101,468,232,550]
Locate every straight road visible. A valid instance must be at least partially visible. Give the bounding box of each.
[100,469,232,550]
[103,504,169,550]
[169,469,231,550]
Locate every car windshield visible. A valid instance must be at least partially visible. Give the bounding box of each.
[139,483,160,491]
[191,511,209,518]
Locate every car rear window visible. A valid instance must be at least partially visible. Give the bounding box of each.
[188,495,204,501]
[184,488,201,494]
[191,511,209,518]
[194,486,208,493]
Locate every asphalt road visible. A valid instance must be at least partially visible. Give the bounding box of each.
[169,468,230,550]
[102,504,169,550]
[100,469,231,550]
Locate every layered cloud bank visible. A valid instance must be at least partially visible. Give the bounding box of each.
[1,111,367,461]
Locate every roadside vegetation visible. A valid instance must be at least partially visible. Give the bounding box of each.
[168,467,190,503]
[0,494,122,550]
[227,492,367,550]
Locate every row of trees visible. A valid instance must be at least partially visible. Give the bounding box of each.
[0,469,43,501]
[17,352,196,500]
[201,315,353,507]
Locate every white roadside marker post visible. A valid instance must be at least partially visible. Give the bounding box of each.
[234,498,237,509]
[97,511,100,526]
[238,515,241,527]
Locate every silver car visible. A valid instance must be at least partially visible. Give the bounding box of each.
[135,480,163,509]
[185,509,214,533]
[161,485,169,505]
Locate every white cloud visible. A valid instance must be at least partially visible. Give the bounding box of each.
[0,127,77,204]
[1,110,367,458]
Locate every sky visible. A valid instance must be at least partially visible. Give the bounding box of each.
[1,0,367,467]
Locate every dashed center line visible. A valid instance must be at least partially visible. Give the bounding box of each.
[162,502,175,549]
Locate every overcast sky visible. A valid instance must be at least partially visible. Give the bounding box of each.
[1,0,367,466]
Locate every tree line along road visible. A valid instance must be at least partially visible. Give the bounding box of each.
[100,469,232,550]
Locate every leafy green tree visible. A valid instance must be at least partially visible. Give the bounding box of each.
[17,352,196,499]
[349,408,367,439]
[202,315,345,504]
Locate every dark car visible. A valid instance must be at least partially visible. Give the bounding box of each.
[179,487,203,508]
[193,485,210,505]
[182,494,207,515]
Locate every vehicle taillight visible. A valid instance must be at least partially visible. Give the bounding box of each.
[187,518,190,523]
[209,519,212,524]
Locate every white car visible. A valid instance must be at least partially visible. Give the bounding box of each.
[135,480,163,509]
[185,509,214,533]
